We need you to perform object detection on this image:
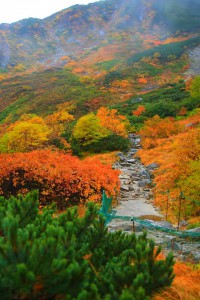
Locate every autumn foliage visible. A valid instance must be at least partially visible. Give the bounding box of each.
[0,115,51,153]
[97,107,130,137]
[140,115,183,149]
[132,105,146,117]
[154,260,200,300]
[0,150,120,209]
[138,112,200,222]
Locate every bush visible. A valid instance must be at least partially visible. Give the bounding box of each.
[0,191,175,300]
[144,101,179,118]
[0,150,120,209]
[81,134,130,153]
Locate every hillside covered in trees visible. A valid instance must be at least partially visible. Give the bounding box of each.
[0,0,200,299]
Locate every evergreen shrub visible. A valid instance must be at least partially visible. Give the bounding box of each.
[0,191,175,300]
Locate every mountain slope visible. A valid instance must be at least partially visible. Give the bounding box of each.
[0,0,200,69]
[0,0,200,122]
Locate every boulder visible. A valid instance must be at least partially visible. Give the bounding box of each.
[108,220,133,232]
[145,221,173,229]
[131,177,140,181]
[192,251,200,263]
[170,242,182,251]
[165,235,176,242]
[129,149,137,155]
[127,159,136,163]
[119,174,130,180]
[138,179,151,187]
[134,138,141,144]
[179,221,188,227]
[186,227,200,233]
[146,163,159,170]
[121,185,129,191]
[154,221,174,229]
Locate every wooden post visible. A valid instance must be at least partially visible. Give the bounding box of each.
[132,220,135,232]
[165,190,170,220]
[177,192,183,230]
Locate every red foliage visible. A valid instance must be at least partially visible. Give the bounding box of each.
[132,105,146,117]
[0,150,120,209]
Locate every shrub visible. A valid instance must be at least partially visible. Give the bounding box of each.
[0,191,175,300]
[0,150,120,208]
[81,134,130,153]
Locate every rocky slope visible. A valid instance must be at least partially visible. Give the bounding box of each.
[188,45,200,76]
[0,0,200,68]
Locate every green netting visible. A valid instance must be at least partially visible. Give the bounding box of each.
[99,190,113,215]
[99,191,200,239]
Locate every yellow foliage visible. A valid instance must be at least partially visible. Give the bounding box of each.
[0,121,50,153]
[73,113,110,146]
[45,111,74,138]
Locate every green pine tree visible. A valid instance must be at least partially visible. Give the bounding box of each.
[0,191,174,299]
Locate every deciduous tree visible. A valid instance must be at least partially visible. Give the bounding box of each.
[97,107,130,137]
[73,113,109,146]
[0,117,50,153]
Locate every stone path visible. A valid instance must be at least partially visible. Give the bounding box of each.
[112,134,162,219]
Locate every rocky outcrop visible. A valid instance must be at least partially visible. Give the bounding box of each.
[187,45,200,76]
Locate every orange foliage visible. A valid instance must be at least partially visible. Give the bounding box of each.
[66,60,77,68]
[80,44,119,65]
[154,261,200,300]
[73,67,85,74]
[86,152,119,166]
[120,93,134,101]
[45,111,74,138]
[140,115,183,149]
[132,105,146,117]
[112,80,132,88]
[178,106,187,116]
[185,78,193,91]
[163,35,194,45]
[0,75,5,80]
[138,112,200,222]
[0,150,120,209]
[97,107,129,138]
[153,40,162,45]
[84,97,106,111]
[61,55,70,61]
[137,77,148,84]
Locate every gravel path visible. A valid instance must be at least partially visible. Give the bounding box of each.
[112,134,162,219]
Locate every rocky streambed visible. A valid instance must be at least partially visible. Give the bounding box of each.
[108,134,200,263]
